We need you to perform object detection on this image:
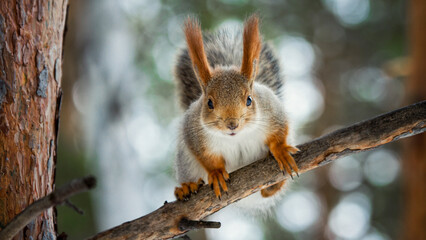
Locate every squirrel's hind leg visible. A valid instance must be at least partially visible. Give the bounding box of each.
[260,180,286,198]
[174,178,205,201]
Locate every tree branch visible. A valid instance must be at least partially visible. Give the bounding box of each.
[89,101,426,240]
[0,176,96,240]
[178,218,221,231]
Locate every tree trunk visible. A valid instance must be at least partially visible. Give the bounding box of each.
[403,0,426,239]
[0,1,68,239]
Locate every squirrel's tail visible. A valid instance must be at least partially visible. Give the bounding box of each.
[174,21,283,110]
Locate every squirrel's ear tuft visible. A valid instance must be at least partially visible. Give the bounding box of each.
[241,14,261,82]
[184,17,211,87]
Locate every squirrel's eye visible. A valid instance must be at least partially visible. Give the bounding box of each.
[246,96,252,106]
[208,99,214,109]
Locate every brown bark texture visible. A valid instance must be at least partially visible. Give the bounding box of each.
[403,0,426,239]
[0,0,68,239]
[90,101,426,240]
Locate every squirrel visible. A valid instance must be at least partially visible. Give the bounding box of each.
[173,14,299,209]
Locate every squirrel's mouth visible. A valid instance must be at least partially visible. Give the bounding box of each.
[228,132,236,136]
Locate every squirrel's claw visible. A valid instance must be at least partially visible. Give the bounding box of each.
[198,179,205,186]
[208,168,229,200]
[283,171,294,180]
[282,170,294,180]
[286,146,300,155]
[174,178,204,201]
[270,144,300,179]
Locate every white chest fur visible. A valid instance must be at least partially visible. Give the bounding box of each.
[204,120,269,173]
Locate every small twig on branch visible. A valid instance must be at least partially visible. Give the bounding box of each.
[89,101,425,240]
[0,176,96,240]
[64,199,85,215]
[178,218,221,231]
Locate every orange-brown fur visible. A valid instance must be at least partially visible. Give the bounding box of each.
[261,181,286,198]
[193,151,229,199]
[201,69,255,133]
[260,126,300,197]
[184,18,211,86]
[174,178,204,201]
[241,15,262,80]
[266,126,300,177]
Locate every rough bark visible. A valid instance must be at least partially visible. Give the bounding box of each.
[0,1,68,239]
[89,101,426,240]
[403,0,426,239]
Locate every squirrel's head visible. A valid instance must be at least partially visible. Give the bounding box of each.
[184,15,261,136]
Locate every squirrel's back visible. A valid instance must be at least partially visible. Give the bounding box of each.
[174,29,283,110]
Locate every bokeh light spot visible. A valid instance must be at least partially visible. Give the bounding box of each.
[276,191,321,232]
[324,0,370,25]
[119,0,161,20]
[125,114,167,168]
[329,156,363,191]
[284,78,325,126]
[346,67,388,103]
[364,150,400,187]
[206,210,263,240]
[152,39,175,81]
[278,36,315,77]
[328,193,371,239]
[361,229,390,240]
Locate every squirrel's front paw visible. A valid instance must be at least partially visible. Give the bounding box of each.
[270,144,300,178]
[208,168,229,200]
[175,178,205,201]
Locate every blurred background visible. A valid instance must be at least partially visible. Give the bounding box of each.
[55,0,415,239]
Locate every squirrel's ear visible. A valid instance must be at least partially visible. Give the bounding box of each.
[184,17,211,88]
[241,15,261,82]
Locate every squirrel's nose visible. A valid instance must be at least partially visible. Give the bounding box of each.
[226,119,239,130]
